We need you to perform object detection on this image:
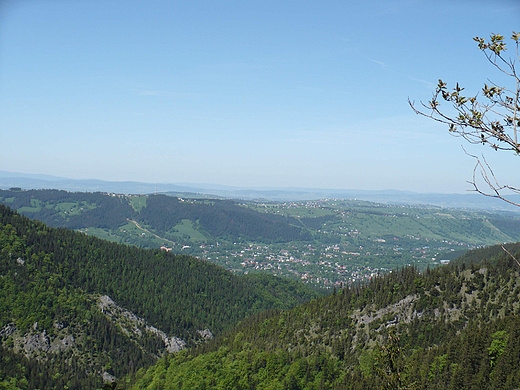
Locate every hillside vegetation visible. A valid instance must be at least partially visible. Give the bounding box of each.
[0,190,310,243]
[3,195,520,389]
[3,189,520,287]
[128,244,520,389]
[0,205,321,389]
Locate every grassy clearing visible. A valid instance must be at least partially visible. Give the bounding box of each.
[18,199,43,213]
[129,196,147,212]
[79,227,121,243]
[118,221,143,234]
[286,207,334,218]
[172,219,207,242]
[118,221,155,239]
[18,206,41,213]
[55,202,80,212]
[55,201,96,216]
[118,220,176,247]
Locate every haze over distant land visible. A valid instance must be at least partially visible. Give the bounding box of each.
[1,1,519,192]
[2,171,520,211]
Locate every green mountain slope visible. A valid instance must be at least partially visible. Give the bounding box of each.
[0,189,135,230]
[4,189,520,288]
[0,205,321,388]
[128,244,520,389]
[0,190,311,244]
[138,194,311,243]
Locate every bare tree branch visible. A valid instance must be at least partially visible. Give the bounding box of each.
[409,32,520,206]
[463,149,520,208]
[501,244,520,268]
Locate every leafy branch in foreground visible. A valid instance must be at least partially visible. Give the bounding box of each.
[409,32,520,206]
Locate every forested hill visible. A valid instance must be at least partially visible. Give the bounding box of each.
[139,194,311,242]
[0,189,311,243]
[128,244,520,389]
[0,205,322,389]
[0,189,134,229]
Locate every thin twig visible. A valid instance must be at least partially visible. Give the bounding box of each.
[501,244,520,268]
[463,147,520,207]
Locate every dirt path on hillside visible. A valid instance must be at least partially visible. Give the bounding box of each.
[127,219,177,246]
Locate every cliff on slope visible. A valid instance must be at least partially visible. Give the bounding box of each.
[128,243,520,389]
[0,205,321,389]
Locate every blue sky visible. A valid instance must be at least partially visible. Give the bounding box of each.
[1,0,519,192]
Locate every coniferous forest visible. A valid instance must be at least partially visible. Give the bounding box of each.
[3,188,520,289]
[3,2,519,388]
[0,205,321,389]
[2,200,520,389]
[0,190,311,243]
[129,247,520,389]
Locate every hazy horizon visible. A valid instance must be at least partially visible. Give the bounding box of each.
[1,1,519,193]
[0,169,507,195]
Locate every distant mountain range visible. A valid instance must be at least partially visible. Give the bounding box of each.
[2,171,520,211]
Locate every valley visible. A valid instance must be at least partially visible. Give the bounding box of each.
[2,189,520,288]
[2,189,520,388]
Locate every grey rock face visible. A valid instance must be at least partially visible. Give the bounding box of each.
[24,331,50,353]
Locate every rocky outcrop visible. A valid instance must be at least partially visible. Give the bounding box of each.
[23,330,50,353]
[197,328,214,340]
[0,323,16,338]
[1,321,77,360]
[97,294,188,354]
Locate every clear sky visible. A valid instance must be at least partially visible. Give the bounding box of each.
[1,0,519,193]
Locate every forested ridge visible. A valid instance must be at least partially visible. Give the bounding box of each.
[0,205,321,388]
[139,195,311,242]
[0,190,311,243]
[0,189,135,230]
[128,244,520,389]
